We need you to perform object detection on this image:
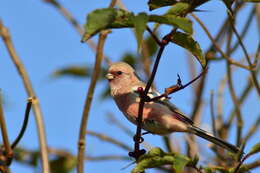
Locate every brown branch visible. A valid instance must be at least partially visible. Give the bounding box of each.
[11,98,33,149]
[225,27,243,147]
[242,116,260,144]
[106,113,134,137]
[43,0,112,65]
[210,91,217,137]
[192,14,253,71]
[77,30,110,173]
[86,131,132,151]
[147,68,208,102]
[0,20,50,172]
[0,93,13,167]
[228,12,260,97]
[86,155,130,161]
[230,7,255,54]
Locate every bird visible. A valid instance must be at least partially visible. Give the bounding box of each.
[106,62,240,153]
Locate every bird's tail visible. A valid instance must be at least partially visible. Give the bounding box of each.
[188,126,240,153]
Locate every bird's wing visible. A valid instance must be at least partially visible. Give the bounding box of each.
[132,84,194,125]
[155,99,194,125]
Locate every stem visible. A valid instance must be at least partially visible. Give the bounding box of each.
[11,98,33,149]
[0,20,49,173]
[77,30,110,173]
[0,94,13,166]
[228,13,260,97]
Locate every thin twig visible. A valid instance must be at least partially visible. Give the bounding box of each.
[228,12,260,97]
[230,7,255,54]
[0,20,50,173]
[225,26,243,147]
[0,94,13,166]
[210,91,217,137]
[11,98,33,149]
[77,30,110,173]
[107,113,134,137]
[86,155,130,161]
[86,131,132,151]
[192,14,253,71]
[43,0,112,65]
[242,116,260,144]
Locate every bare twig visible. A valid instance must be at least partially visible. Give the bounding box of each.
[210,91,217,137]
[11,98,33,149]
[0,20,49,172]
[225,26,243,147]
[228,12,260,97]
[86,155,130,161]
[192,14,253,71]
[77,30,111,173]
[86,131,132,151]
[43,0,112,65]
[107,113,134,137]
[242,116,260,144]
[147,68,208,102]
[0,94,13,167]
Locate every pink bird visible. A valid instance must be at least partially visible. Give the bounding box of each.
[106,62,239,153]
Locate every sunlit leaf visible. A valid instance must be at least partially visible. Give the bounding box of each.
[82,8,134,42]
[149,14,192,34]
[172,154,189,173]
[148,0,177,11]
[166,2,190,16]
[170,31,206,67]
[132,147,191,173]
[82,8,193,41]
[134,12,149,52]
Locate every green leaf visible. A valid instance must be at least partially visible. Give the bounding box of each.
[172,154,190,173]
[166,2,190,16]
[133,13,149,52]
[170,31,206,67]
[52,66,89,78]
[132,148,191,173]
[82,8,134,42]
[148,0,177,11]
[248,143,260,156]
[149,14,192,34]
[82,8,192,41]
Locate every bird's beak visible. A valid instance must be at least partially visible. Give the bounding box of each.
[106,73,114,80]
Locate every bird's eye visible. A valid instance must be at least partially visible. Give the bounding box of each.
[116,71,123,75]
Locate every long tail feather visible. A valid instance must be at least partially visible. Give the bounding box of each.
[189,126,240,153]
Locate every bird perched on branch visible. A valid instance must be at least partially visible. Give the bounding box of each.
[106,62,240,153]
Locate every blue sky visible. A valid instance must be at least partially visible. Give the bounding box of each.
[0,0,259,172]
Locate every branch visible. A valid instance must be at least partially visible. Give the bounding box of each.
[86,131,132,151]
[77,29,111,173]
[43,0,112,64]
[192,14,253,71]
[0,93,13,167]
[210,91,217,137]
[0,20,50,172]
[228,12,260,97]
[11,98,33,149]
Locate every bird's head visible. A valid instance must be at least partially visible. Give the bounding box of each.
[106,62,138,95]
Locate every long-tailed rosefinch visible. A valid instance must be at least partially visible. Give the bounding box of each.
[106,62,239,153]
